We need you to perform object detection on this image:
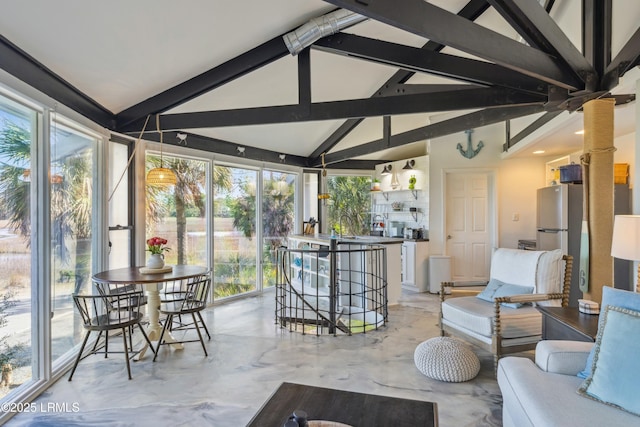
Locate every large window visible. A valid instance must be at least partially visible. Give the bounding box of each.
[0,96,35,399]
[213,165,257,299]
[145,153,208,268]
[262,170,296,288]
[326,175,372,236]
[50,119,97,363]
[0,92,102,409]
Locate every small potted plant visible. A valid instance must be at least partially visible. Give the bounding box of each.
[408,175,417,190]
[371,178,381,191]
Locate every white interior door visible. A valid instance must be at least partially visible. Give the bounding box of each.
[445,172,492,283]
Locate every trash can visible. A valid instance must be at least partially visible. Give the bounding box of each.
[428,256,452,294]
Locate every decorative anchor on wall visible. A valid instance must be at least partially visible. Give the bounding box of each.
[457,129,484,159]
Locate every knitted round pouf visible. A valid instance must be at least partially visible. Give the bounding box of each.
[414,337,480,382]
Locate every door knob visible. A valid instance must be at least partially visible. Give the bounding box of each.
[447,235,452,240]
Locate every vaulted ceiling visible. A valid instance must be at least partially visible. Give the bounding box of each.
[1,0,639,169]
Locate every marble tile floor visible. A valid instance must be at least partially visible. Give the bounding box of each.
[5,290,507,427]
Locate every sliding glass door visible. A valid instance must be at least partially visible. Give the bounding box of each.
[0,96,35,399]
[50,119,97,362]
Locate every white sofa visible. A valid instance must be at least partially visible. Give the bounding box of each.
[498,340,638,427]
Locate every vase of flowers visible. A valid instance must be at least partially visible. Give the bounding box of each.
[146,237,170,269]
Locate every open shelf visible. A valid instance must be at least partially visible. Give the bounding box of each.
[371,189,420,201]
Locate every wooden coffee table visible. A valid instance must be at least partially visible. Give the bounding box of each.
[247,382,438,426]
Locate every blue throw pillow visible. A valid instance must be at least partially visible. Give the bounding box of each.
[493,283,534,308]
[578,305,640,416]
[476,279,533,308]
[578,286,640,378]
[476,278,503,303]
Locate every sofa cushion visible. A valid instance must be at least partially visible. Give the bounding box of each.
[498,357,639,427]
[442,296,541,339]
[579,286,640,378]
[578,306,640,416]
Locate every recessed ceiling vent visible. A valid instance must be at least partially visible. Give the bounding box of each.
[283,9,367,56]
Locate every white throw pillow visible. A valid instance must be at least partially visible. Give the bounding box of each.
[535,249,564,306]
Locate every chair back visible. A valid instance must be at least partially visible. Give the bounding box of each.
[179,277,211,312]
[73,289,145,329]
[489,248,565,295]
[95,282,146,310]
[161,273,209,300]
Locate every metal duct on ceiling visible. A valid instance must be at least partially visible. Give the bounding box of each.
[283,9,367,56]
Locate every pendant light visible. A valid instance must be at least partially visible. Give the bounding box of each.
[147,115,177,186]
[318,153,330,202]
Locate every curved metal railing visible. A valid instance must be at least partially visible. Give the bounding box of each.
[276,241,387,336]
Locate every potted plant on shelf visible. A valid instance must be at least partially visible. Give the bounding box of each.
[408,175,417,190]
[371,178,381,191]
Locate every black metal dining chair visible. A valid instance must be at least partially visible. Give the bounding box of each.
[154,276,211,360]
[69,288,155,380]
[159,273,211,338]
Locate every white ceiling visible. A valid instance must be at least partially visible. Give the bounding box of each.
[1,1,639,163]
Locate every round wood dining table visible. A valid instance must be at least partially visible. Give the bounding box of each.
[92,265,209,359]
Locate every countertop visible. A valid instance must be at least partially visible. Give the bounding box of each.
[289,234,427,245]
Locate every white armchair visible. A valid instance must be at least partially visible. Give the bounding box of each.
[439,248,572,371]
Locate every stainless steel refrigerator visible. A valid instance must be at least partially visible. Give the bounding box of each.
[536,184,631,306]
[536,184,582,254]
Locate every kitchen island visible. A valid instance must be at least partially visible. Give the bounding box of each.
[288,234,403,305]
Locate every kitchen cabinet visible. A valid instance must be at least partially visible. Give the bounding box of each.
[401,240,429,292]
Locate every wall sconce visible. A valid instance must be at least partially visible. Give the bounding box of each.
[237,146,245,156]
[381,165,392,175]
[403,160,415,170]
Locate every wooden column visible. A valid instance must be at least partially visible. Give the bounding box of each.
[583,98,616,303]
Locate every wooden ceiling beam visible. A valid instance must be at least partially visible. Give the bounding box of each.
[132,88,543,131]
[314,32,548,95]
[313,104,545,166]
[322,0,583,90]
[488,0,596,90]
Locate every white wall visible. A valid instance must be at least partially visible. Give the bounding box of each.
[427,125,548,255]
[426,122,637,257]
[614,131,635,192]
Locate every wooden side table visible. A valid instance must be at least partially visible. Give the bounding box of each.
[537,306,599,342]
